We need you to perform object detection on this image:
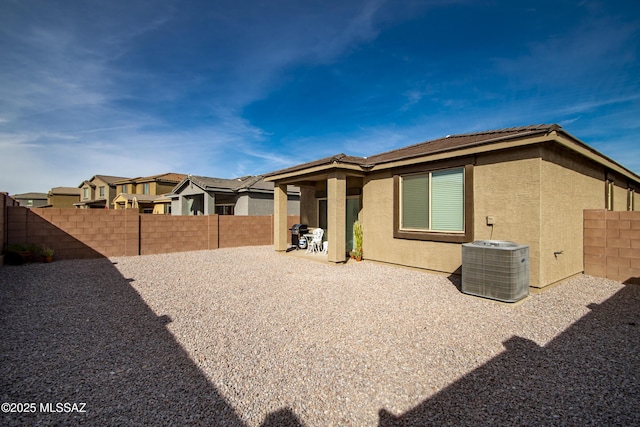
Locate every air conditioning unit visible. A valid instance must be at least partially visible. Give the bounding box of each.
[461,240,529,302]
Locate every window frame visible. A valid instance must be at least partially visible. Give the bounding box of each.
[393,162,474,243]
[215,204,235,215]
[317,198,328,231]
[605,179,614,211]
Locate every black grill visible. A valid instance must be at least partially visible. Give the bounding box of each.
[289,224,309,249]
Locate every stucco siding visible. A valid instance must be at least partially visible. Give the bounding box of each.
[299,186,316,225]
[613,182,628,211]
[539,147,604,286]
[287,197,300,216]
[473,151,543,286]
[236,193,299,216]
[361,151,545,284]
[235,194,250,215]
[363,146,621,288]
[361,144,622,288]
[50,195,79,209]
[248,194,274,216]
[362,171,463,274]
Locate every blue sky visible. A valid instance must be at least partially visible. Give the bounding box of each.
[1,0,639,194]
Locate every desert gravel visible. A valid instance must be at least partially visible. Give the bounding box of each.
[1,245,640,426]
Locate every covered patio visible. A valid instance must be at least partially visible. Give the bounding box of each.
[265,154,365,263]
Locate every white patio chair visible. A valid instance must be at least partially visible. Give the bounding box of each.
[303,229,316,253]
[308,228,324,254]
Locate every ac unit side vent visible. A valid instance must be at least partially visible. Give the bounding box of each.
[462,240,529,303]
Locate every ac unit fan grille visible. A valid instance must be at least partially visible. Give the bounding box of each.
[462,240,529,302]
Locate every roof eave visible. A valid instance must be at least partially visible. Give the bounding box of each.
[264,162,366,182]
[552,130,640,183]
[368,128,554,168]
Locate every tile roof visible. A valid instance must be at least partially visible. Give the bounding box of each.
[93,175,131,184]
[364,124,560,165]
[13,192,48,199]
[48,187,82,196]
[172,175,299,195]
[263,153,368,177]
[113,173,187,184]
[79,175,131,187]
[186,175,252,191]
[265,124,561,177]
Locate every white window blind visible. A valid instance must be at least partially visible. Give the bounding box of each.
[402,174,430,229]
[401,167,464,232]
[431,169,464,231]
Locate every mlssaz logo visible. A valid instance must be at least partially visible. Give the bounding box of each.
[40,402,87,413]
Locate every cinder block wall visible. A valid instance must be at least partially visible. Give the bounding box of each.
[219,215,272,248]
[140,215,215,255]
[5,206,299,260]
[1,193,19,252]
[584,210,640,284]
[7,208,136,259]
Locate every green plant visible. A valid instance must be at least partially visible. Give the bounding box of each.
[26,243,42,254]
[353,220,363,251]
[42,247,54,256]
[353,220,363,260]
[5,243,29,253]
[3,243,38,265]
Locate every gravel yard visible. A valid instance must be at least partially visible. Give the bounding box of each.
[2,245,640,426]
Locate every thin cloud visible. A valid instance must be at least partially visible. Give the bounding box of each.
[559,116,582,126]
[1,0,639,194]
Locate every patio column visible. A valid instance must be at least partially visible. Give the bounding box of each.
[180,196,188,215]
[204,192,215,215]
[273,183,288,252]
[327,171,347,263]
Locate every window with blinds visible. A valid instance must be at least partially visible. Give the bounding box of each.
[400,167,464,232]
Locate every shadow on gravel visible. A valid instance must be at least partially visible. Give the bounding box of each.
[378,283,640,426]
[0,258,296,426]
[260,408,305,427]
[7,207,105,261]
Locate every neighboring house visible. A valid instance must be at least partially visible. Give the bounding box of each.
[265,124,640,289]
[12,192,48,208]
[170,175,299,216]
[47,187,81,208]
[152,194,174,215]
[75,175,130,209]
[112,173,186,214]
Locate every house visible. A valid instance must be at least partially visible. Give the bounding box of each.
[46,187,81,208]
[152,194,174,215]
[12,192,48,208]
[265,124,640,289]
[170,175,300,216]
[75,175,130,209]
[111,173,186,213]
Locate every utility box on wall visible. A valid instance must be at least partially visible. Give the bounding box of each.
[462,240,529,303]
